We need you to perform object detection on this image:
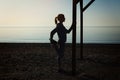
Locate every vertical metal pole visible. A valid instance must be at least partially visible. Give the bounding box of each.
[72,0,77,75]
[80,0,83,59]
[79,0,95,59]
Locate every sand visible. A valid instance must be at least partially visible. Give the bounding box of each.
[0,43,120,80]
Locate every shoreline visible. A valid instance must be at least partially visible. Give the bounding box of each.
[0,43,119,47]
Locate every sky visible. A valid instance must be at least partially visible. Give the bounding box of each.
[84,0,120,26]
[0,0,120,27]
[0,0,120,43]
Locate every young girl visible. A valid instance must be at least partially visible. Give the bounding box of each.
[50,14,73,73]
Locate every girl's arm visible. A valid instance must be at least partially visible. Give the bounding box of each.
[67,23,74,33]
[50,28,57,40]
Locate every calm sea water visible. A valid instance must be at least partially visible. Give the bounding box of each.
[0,26,120,43]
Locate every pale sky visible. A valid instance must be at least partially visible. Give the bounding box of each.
[0,0,120,43]
[0,0,72,26]
[0,0,120,26]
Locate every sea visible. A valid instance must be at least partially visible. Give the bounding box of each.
[0,26,120,44]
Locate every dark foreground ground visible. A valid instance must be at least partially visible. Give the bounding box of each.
[0,43,120,80]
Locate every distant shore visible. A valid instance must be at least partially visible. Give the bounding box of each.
[0,43,119,47]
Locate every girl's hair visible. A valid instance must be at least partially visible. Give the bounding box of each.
[55,14,65,24]
[55,17,58,24]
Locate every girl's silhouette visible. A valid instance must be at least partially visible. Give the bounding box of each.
[50,14,73,73]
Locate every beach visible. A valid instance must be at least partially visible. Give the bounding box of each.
[0,43,120,80]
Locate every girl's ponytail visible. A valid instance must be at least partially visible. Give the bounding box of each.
[55,17,58,24]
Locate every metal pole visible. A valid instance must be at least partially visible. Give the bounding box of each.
[80,0,83,59]
[79,0,95,59]
[72,0,77,75]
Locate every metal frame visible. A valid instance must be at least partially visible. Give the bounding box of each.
[72,0,95,75]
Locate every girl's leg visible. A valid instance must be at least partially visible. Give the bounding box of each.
[57,42,65,71]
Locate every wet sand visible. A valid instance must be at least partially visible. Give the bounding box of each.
[0,43,120,80]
